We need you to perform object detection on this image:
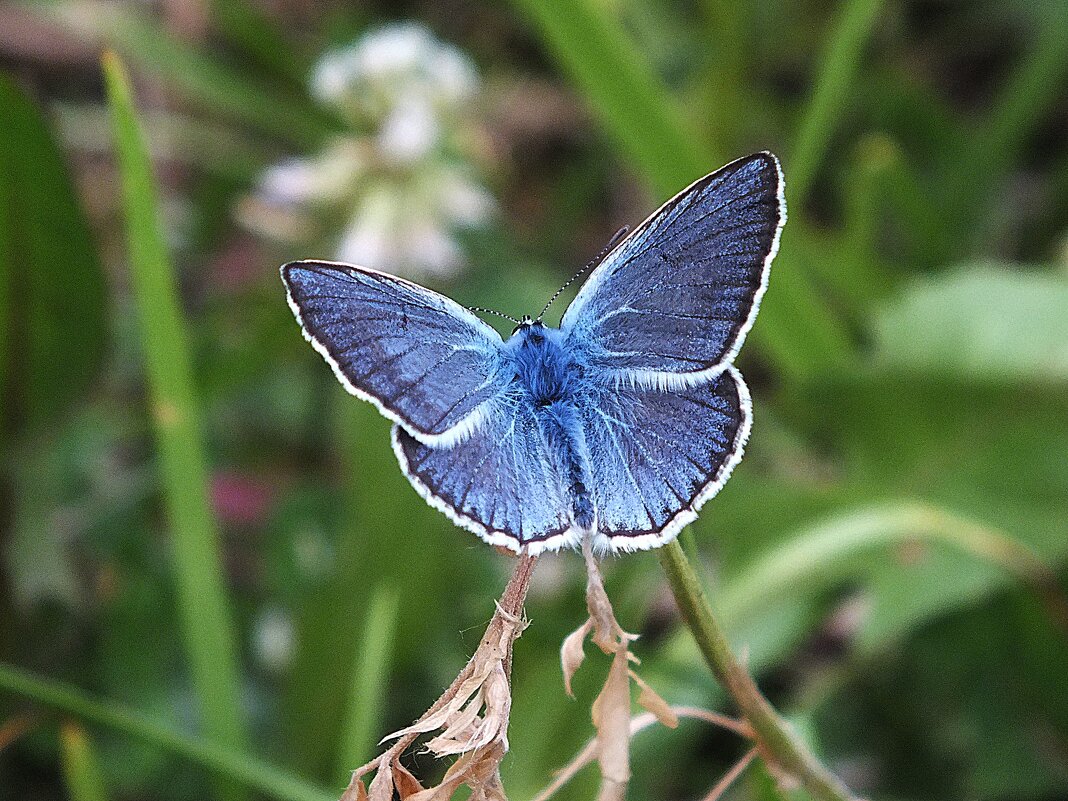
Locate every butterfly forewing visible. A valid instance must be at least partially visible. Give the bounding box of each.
[560,152,784,388]
[282,261,507,445]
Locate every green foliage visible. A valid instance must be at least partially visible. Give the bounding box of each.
[2,3,1067,800]
[60,722,110,801]
[874,265,1068,382]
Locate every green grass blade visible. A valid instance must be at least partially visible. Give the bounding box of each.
[102,51,250,786]
[510,0,714,196]
[0,664,334,801]
[210,0,312,85]
[335,585,399,773]
[787,0,886,204]
[59,722,110,801]
[946,7,1068,250]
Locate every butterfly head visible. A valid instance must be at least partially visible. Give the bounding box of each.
[511,315,543,335]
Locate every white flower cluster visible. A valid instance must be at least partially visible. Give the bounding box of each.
[244,23,495,279]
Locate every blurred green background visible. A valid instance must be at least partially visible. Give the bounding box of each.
[2,1,1068,799]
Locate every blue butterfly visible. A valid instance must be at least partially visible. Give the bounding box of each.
[282,152,785,554]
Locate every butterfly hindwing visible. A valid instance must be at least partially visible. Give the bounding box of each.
[581,367,751,551]
[392,398,577,551]
[282,261,507,445]
[560,152,784,387]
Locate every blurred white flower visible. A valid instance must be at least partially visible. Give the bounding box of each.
[258,140,367,207]
[253,606,296,674]
[242,22,494,279]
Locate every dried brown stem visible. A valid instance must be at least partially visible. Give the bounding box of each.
[342,554,538,801]
[701,748,758,801]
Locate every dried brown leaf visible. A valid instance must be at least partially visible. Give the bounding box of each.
[367,756,394,801]
[392,759,425,799]
[560,618,593,696]
[428,695,485,754]
[629,670,678,729]
[591,646,632,786]
[339,775,368,801]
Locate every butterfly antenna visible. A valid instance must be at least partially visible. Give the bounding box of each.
[537,225,630,321]
[468,306,521,325]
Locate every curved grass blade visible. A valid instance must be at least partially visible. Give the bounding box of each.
[55,6,336,149]
[0,664,333,801]
[508,0,855,378]
[717,502,1064,630]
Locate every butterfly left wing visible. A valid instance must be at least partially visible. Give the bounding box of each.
[392,398,578,553]
[561,153,784,388]
[580,367,751,551]
[282,261,507,445]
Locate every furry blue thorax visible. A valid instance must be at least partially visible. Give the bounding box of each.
[502,321,579,408]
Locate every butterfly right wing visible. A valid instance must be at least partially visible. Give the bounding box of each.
[282,260,508,446]
[580,367,751,552]
[560,153,784,389]
[391,397,578,554]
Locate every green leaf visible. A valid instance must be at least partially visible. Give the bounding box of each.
[873,264,1068,382]
[102,51,249,793]
[0,72,107,438]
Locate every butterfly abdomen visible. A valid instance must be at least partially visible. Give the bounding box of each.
[505,324,595,533]
[539,402,595,532]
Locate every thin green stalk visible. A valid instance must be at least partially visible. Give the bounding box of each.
[0,664,334,801]
[659,540,861,801]
[336,585,399,773]
[284,399,391,779]
[59,722,109,801]
[788,0,886,205]
[102,50,249,789]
